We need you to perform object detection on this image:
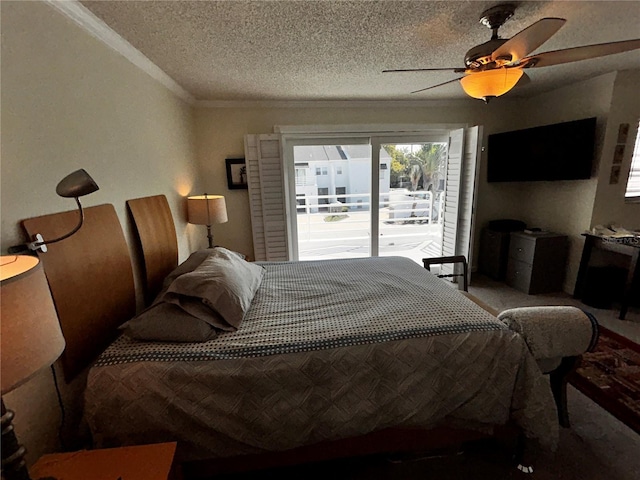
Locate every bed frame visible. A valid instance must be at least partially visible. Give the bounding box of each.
[126,195,178,305]
[20,196,581,476]
[22,204,135,381]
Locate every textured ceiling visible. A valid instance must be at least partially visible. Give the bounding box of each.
[79,0,640,102]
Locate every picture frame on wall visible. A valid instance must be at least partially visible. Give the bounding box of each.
[226,158,248,190]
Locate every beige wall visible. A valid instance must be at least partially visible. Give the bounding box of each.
[1,1,199,463]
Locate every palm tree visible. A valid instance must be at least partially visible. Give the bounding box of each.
[409,164,422,191]
[418,144,446,192]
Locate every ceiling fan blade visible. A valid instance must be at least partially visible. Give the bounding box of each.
[383,67,466,73]
[492,18,566,63]
[411,77,463,94]
[520,38,640,68]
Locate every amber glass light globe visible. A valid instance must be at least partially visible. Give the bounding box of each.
[460,68,524,101]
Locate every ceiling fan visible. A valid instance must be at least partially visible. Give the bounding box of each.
[383,3,640,103]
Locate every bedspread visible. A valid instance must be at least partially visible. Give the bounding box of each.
[85,257,558,460]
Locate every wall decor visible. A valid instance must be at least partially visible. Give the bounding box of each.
[609,165,621,185]
[613,144,625,165]
[226,158,248,190]
[617,123,630,144]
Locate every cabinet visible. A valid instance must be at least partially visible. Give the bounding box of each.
[506,231,568,294]
[29,442,179,480]
[479,228,512,280]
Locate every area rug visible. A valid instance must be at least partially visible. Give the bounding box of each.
[569,326,640,434]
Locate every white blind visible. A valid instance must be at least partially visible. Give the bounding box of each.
[440,127,481,283]
[244,134,289,261]
[440,128,464,278]
[625,121,640,198]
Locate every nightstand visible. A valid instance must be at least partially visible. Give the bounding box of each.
[29,442,179,480]
[506,231,568,294]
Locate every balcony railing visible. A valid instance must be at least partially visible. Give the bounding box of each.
[295,191,443,261]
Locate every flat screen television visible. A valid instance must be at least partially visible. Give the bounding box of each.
[487,117,596,182]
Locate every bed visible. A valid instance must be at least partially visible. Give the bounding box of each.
[20,195,597,477]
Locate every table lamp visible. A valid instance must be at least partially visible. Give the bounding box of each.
[187,194,228,248]
[1,255,66,480]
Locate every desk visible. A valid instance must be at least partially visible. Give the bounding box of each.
[574,234,640,320]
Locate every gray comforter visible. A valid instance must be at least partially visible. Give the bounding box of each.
[85,257,558,460]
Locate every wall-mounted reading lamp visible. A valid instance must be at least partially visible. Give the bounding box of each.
[8,169,99,254]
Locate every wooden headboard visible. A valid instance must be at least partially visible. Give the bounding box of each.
[126,195,178,305]
[22,204,136,381]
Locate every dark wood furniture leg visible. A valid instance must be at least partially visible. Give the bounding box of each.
[514,432,535,474]
[548,356,580,428]
[619,248,640,320]
[574,235,594,299]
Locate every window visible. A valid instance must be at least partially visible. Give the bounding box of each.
[315,167,321,176]
[318,187,329,205]
[322,167,328,175]
[295,168,307,186]
[337,166,343,175]
[380,163,387,180]
[625,120,640,200]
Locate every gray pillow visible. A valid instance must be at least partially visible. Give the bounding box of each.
[153,247,247,304]
[164,248,265,330]
[120,302,218,343]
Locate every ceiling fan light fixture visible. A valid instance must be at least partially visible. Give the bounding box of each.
[459,68,524,102]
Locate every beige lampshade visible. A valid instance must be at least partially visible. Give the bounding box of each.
[1,255,65,395]
[187,195,228,226]
[460,68,524,100]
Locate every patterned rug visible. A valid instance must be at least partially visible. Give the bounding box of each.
[569,326,640,434]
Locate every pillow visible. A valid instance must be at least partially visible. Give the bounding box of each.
[120,302,218,343]
[153,247,247,304]
[164,248,265,330]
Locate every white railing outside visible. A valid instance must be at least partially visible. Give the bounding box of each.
[296,191,443,262]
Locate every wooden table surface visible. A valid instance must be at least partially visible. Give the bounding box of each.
[30,442,178,480]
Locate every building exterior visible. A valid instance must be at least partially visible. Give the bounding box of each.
[294,145,391,213]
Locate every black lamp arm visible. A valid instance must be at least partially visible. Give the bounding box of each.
[29,198,85,251]
[7,198,86,254]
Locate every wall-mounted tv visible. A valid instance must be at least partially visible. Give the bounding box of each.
[487,117,596,182]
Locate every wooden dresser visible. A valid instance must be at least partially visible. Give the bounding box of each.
[506,231,568,294]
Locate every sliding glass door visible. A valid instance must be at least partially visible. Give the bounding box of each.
[284,133,453,264]
[291,142,372,260]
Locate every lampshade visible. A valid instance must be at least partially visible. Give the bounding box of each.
[55,168,99,198]
[1,255,65,395]
[187,195,228,226]
[460,68,524,101]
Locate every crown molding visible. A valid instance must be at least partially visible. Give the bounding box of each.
[43,0,194,104]
[195,98,476,109]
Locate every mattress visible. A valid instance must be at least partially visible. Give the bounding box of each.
[84,256,557,460]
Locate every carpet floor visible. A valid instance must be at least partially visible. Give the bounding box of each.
[569,326,640,434]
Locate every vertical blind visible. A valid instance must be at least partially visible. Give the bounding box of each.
[625,120,640,198]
